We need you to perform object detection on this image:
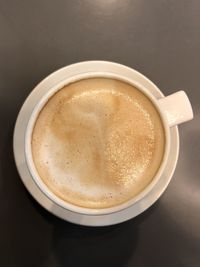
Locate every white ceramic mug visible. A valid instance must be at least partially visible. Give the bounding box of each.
[24,61,193,216]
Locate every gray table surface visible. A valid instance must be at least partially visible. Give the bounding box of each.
[0,1,200,267]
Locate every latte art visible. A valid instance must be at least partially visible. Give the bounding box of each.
[32,78,165,208]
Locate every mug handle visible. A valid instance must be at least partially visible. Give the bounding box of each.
[158,91,193,127]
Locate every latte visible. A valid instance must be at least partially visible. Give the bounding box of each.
[31,78,165,209]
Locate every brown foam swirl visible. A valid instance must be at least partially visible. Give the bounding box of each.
[32,78,165,208]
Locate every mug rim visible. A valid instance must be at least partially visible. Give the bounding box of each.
[25,61,170,215]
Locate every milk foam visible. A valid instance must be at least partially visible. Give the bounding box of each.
[32,78,165,208]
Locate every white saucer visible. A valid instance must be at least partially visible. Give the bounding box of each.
[13,61,179,226]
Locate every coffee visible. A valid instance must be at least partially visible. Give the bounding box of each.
[31,78,165,209]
